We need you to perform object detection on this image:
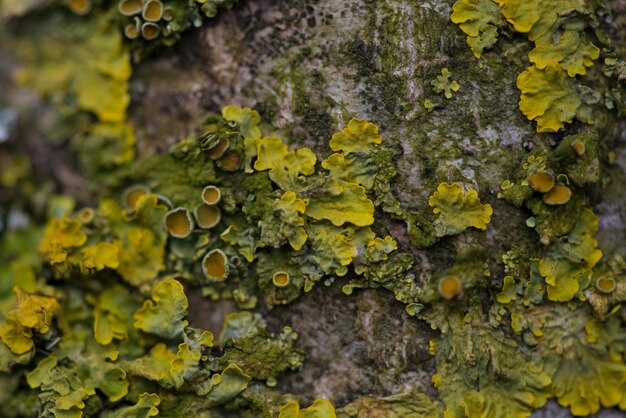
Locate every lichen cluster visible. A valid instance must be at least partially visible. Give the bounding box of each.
[451,0,610,132]
[1,0,625,417]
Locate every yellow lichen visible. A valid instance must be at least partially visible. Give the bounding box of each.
[79,241,121,274]
[428,182,493,237]
[450,0,501,58]
[221,105,262,140]
[279,399,336,418]
[0,288,60,354]
[254,136,316,191]
[39,216,88,264]
[431,68,460,99]
[517,64,583,132]
[529,30,600,77]
[306,183,374,227]
[201,185,221,205]
[134,279,189,339]
[14,13,131,123]
[540,208,602,301]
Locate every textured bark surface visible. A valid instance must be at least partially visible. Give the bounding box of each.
[1,0,625,416]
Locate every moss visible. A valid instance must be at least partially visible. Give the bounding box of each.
[291,68,336,143]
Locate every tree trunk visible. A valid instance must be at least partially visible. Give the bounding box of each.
[1,0,625,417]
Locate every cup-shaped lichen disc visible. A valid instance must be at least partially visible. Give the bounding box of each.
[122,184,150,209]
[527,171,555,193]
[217,149,243,172]
[596,277,616,294]
[142,0,163,22]
[438,276,461,300]
[162,6,173,21]
[77,207,95,224]
[272,271,290,288]
[201,186,221,206]
[207,136,230,160]
[571,141,586,156]
[202,249,229,281]
[141,22,160,41]
[124,20,140,39]
[164,208,194,238]
[194,204,221,229]
[543,184,572,206]
[118,0,143,16]
[68,0,92,15]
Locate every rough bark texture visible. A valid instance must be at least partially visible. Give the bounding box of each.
[1,0,625,416]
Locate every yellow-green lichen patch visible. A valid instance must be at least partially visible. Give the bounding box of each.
[259,192,308,251]
[13,12,131,123]
[517,64,582,132]
[79,241,121,274]
[101,393,160,418]
[428,182,493,237]
[496,275,518,304]
[431,68,460,99]
[540,208,602,302]
[0,288,60,355]
[529,30,600,77]
[39,215,88,265]
[217,312,304,381]
[279,399,336,418]
[337,390,443,417]
[495,0,589,42]
[221,105,262,141]
[432,310,552,418]
[90,285,140,346]
[450,0,502,58]
[254,136,317,191]
[305,183,374,227]
[134,278,189,339]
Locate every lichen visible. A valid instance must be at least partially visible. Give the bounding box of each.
[428,182,493,237]
[1,0,624,416]
[450,0,502,58]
